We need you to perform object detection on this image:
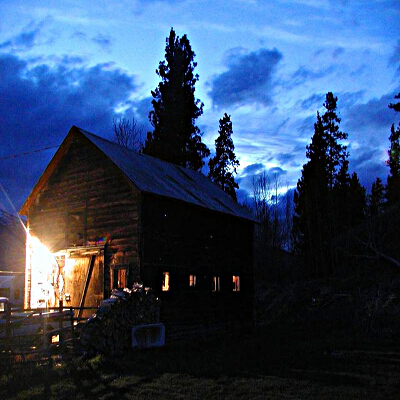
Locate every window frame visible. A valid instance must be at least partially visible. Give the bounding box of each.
[232,275,240,292]
[162,271,170,291]
[212,276,220,292]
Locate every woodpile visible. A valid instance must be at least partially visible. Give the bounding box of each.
[80,284,161,356]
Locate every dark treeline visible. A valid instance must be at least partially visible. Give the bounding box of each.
[291,92,400,279]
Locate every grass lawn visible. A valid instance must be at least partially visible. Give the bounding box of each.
[1,326,400,399]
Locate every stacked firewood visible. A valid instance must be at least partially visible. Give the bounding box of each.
[80,284,161,355]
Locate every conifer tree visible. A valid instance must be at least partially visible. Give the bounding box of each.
[368,177,386,217]
[143,28,210,170]
[293,92,350,277]
[293,111,330,276]
[348,172,366,226]
[208,113,239,200]
[386,93,400,207]
[322,92,349,189]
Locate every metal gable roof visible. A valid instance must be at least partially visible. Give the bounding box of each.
[76,127,255,222]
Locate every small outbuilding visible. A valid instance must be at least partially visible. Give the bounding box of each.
[20,126,255,326]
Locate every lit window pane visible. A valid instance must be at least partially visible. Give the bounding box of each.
[189,274,196,287]
[233,275,240,292]
[162,272,169,291]
[212,276,220,292]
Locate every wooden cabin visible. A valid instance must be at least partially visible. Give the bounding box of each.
[20,126,255,326]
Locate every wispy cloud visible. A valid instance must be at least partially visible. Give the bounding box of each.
[92,33,112,51]
[0,20,50,51]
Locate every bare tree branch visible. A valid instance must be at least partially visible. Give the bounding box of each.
[112,117,144,151]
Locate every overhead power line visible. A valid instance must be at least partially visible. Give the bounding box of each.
[0,145,60,161]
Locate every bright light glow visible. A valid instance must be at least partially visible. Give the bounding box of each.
[162,272,169,291]
[189,274,196,287]
[233,275,240,292]
[26,234,58,309]
[212,276,220,292]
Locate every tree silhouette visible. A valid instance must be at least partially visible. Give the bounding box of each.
[322,92,349,189]
[111,117,143,151]
[293,92,351,277]
[208,113,239,201]
[293,110,330,276]
[386,92,400,207]
[368,177,386,217]
[347,172,366,226]
[143,28,209,170]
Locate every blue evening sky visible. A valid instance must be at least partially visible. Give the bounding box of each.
[0,0,399,212]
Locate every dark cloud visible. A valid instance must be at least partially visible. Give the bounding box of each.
[236,163,289,199]
[389,39,400,73]
[132,97,153,133]
[349,149,388,191]
[343,92,398,133]
[92,34,112,51]
[275,152,297,166]
[289,65,336,89]
[72,31,87,40]
[332,47,345,59]
[240,163,265,177]
[0,53,139,212]
[0,28,39,51]
[300,93,326,110]
[208,48,283,107]
[269,167,287,177]
[0,19,51,52]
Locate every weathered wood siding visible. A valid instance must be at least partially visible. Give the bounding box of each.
[63,254,104,312]
[26,134,140,303]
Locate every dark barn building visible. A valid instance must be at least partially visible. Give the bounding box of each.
[20,126,255,328]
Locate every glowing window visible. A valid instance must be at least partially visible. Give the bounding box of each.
[232,275,240,292]
[162,272,170,291]
[189,274,196,288]
[212,276,220,292]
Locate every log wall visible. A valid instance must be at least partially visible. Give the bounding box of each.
[26,134,140,304]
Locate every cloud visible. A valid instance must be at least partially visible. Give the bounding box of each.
[299,93,326,110]
[132,97,153,133]
[289,65,336,89]
[332,47,345,59]
[208,48,283,107]
[241,163,266,177]
[389,39,400,74]
[0,19,51,52]
[344,92,398,133]
[236,163,289,200]
[275,152,297,166]
[92,33,112,51]
[349,149,388,191]
[0,53,139,212]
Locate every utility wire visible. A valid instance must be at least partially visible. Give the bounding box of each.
[0,145,60,160]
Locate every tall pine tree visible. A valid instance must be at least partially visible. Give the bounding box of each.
[293,111,330,276]
[386,92,400,207]
[293,92,350,277]
[322,92,349,189]
[368,177,386,217]
[143,28,209,170]
[208,113,239,201]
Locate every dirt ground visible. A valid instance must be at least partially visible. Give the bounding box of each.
[1,324,400,400]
